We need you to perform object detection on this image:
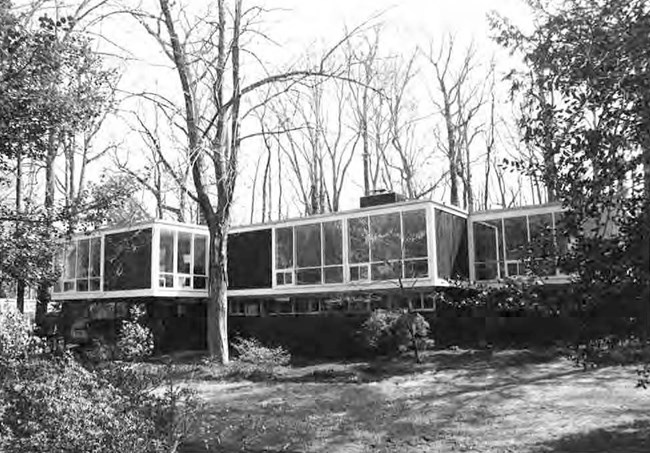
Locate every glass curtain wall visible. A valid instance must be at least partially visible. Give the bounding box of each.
[274,208,429,286]
[157,229,208,290]
[472,210,568,280]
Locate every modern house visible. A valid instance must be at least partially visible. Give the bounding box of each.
[50,194,568,348]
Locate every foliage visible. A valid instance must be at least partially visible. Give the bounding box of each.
[0,316,200,452]
[0,305,43,359]
[361,309,430,361]
[361,309,401,353]
[231,336,291,367]
[491,0,650,319]
[116,305,154,361]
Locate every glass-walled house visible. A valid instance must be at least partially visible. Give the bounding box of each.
[52,200,469,302]
[52,223,209,300]
[469,203,569,282]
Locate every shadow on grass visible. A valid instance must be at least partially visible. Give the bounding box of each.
[270,348,565,384]
[531,419,650,453]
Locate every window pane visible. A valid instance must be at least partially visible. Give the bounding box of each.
[90,238,101,277]
[77,280,89,292]
[504,216,528,260]
[65,243,77,280]
[194,235,207,275]
[296,223,321,268]
[348,217,369,263]
[296,268,321,285]
[404,259,428,278]
[177,232,192,274]
[403,210,428,258]
[370,212,401,262]
[275,227,293,269]
[324,266,343,283]
[474,222,498,262]
[89,278,101,291]
[159,230,174,273]
[350,265,368,281]
[76,239,89,278]
[436,210,469,279]
[193,276,207,289]
[371,261,401,281]
[323,221,343,265]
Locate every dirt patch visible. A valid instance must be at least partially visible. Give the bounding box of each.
[180,349,650,452]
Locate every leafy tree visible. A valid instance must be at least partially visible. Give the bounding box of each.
[491,0,650,335]
[0,1,119,316]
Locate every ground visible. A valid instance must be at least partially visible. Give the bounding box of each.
[177,349,650,452]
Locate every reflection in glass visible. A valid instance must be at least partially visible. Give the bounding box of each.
[90,238,101,277]
[348,217,369,263]
[275,227,293,269]
[193,235,207,276]
[371,261,401,281]
[403,210,428,258]
[159,230,174,273]
[323,221,343,265]
[504,216,528,260]
[349,264,368,281]
[193,276,207,289]
[77,239,89,278]
[370,212,401,262]
[324,266,343,283]
[404,259,428,279]
[177,232,192,274]
[296,223,321,268]
[65,244,76,280]
[474,222,498,262]
[296,268,321,285]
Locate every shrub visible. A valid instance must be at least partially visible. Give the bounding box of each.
[361,309,431,362]
[116,305,154,361]
[0,356,200,453]
[361,309,401,354]
[231,336,290,367]
[0,305,43,359]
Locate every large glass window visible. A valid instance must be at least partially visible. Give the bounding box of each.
[157,229,208,290]
[472,209,569,281]
[402,209,428,279]
[295,223,322,285]
[473,222,499,280]
[61,237,103,292]
[159,229,174,287]
[435,209,468,280]
[323,221,343,283]
[348,217,369,264]
[370,212,401,263]
[193,235,208,289]
[275,227,294,285]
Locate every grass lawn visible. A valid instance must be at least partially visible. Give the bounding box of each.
[178,349,650,452]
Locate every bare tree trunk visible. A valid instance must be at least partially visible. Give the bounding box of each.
[15,149,24,314]
[36,130,58,325]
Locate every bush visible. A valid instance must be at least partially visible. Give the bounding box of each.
[0,306,199,452]
[361,309,430,362]
[0,305,43,359]
[361,309,401,354]
[231,336,291,367]
[116,305,154,361]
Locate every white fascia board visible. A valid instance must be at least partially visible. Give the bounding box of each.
[52,288,157,300]
[470,203,565,222]
[227,277,437,298]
